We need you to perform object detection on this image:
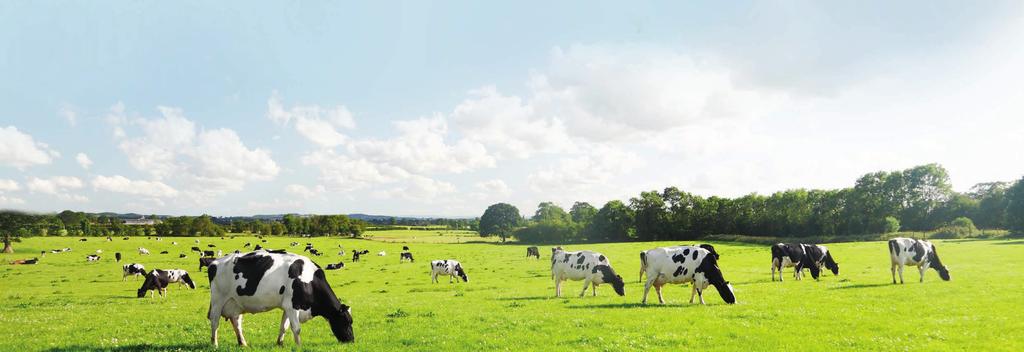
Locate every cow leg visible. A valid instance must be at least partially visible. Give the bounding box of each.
[891,263,897,284]
[771,259,777,282]
[208,300,226,347]
[641,278,654,304]
[689,284,696,304]
[229,315,248,347]
[579,279,591,298]
[449,274,454,284]
[655,284,665,304]
[918,265,926,283]
[555,278,562,297]
[897,264,905,284]
[698,288,706,305]
[794,264,802,281]
[431,272,437,283]
[288,309,303,346]
[277,312,290,346]
[592,282,597,297]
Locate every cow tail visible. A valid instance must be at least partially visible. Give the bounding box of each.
[639,252,648,283]
[887,239,898,257]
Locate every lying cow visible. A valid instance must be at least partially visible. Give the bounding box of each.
[160,251,169,254]
[770,243,839,281]
[123,263,147,281]
[137,269,196,298]
[207,251,355,346]
[203,250,216,257]
[551,249,624,297]
[86,254,101,261]
[208,244,217,248]
[325,262,345,270]
[377,250,386,257]
[10,258,38,265]
[400,252,414,263]
[199,257,216,272]
[641,246,736,304]
[79,238,87,242]
[430,260,469,283]
[191,246,202,252]
[639,244,719,282]
[889,237,950,283]
[526,246,540,259]
[138,247,150,255]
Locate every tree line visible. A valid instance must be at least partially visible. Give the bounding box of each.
[479,164,1024,243]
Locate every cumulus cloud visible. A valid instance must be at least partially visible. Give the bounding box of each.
[374,175,457,202]
[451,87,574,159]
[0,126,58,169]
[25,176,87,202]
[474,179,512,196]
[76,153,93,169]
[0,179,19,192]
[268,92,355,148]
[348,115,495,175]
[113,104,279,199]
[528,146,643,195]
[0,195,25,206]
[92,175,179,198]
[285,184,326,200]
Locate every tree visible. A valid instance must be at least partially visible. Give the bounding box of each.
[569,202,598,225]
[630,191,668,241]
[1006,177,1024,234]
[970,182,1009,229]
[479,203,521,242]
[533,202,570,224]
[1,211,35,253]
[585,200,634,242]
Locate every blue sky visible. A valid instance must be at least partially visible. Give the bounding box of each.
[2,1,1023,216]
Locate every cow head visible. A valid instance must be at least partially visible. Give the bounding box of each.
[822,251,840,276]
[698,244,720,260]
[181,272,196,289]
[594,265,625,296]
[454,264,469,282]
[927,244,950,281]
[696,255,736,304]
[307,269,355,343]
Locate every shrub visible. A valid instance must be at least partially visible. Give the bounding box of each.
[931,217,978,239]
[883,216,901,234]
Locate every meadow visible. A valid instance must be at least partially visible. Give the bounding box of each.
[1,231,1021,351]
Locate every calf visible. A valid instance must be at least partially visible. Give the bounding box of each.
[207,251,354,346]
[639,244,719,282]
[10,258,39,265]
[203,250,216,257]
[115,252,122,262]
[123,263,147,280]
[199,257,216,272]
[551,249,625,297]
[137,269,195,298]
[377,250,386,257]
[640,246,736,304]
[325,262,345,270]
[191,246,202,252]
[431,260,469,283]
[400,252,414,263]
[770,243,839,281]
[526,246,540,259]
[86,254,101,261]
[138,247,150,255]
[889,237,950,283]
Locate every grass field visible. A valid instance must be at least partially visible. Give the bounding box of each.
[1,232,1021,351]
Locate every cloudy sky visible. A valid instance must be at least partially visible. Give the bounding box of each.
[2,1,1023,217]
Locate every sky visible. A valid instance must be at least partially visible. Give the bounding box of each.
[1,1,1023,217]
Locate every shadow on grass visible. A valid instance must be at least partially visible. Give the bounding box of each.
[829,282,893,290]
[993,240,1024,245]
[565,302,704,309]
[494,295,555,301]
[44,343,211,352]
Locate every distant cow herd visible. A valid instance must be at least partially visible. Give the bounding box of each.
[6,235,952,347]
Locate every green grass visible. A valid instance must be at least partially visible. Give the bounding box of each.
[361,229,499,244]
[1,234,1021,351]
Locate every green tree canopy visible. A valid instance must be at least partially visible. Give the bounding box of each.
[480,203,521,242]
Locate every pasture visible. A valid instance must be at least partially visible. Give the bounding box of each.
[1,233,1021,351]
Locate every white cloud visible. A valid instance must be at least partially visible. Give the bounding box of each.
[451,87,574,159]
[114,104,280,199]
[247,198,304,212]
[0,195,25,206]
[75,153,93,169]
[528,146,643,195]
[301,149,410,192]
[0,126,57,169]
[348,115,495,175]
[285,184,326,200]
[92,175,179,198]
[474,179,512,196]
[0,179,19,192]
[26,176,83,195]
[106,102,128,138]
[59,104,78,127]
[374,175,457,202]
[268,92,355,148]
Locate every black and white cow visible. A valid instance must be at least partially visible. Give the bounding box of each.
[290,242,299,247]
[770,243,839,281]
[160,251,169,254]
[199,257,216,272]
[526,246,540,259]
[325,262,345,270]
[430,260,469,283]
[640,246,736,305]
[203,250,216,257]
[123,263,147,280]
[137,269,194,297]
[551,249,625,297]
[303,244,314,252]
[400,252,414,263]
[207,251,355,346]
[254,245,264,251]
[80,238,87,242]
[244,242,252,248]
[889,237,950,284]
[115,252,122,262]
[639,244,719,283]
[191,246,202,253]
[86,254,101,261]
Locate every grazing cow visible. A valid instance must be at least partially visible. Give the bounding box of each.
[138,270,172,298]
[889,237,950,284]
[203,250,216,257]
[86,254,101,261]
[526,246,540,259]
[377,251,386,257]
[431,260,469,283]
[106,236,112,241]
[551,249,625,297]
[138,247,150,255]
[123,263,147,280]
[207,251,355,346]
[770,243,839,281]
[115,252,122,262]
[400,252,414,263]
[10,258,38,265]
[80,238,87,242]
[160,251,169,254]
[639,244,719,283]
[402,246,409,251]
[123,237,130,240]
[244,242,252,248]
[303,244,314,252]
[180,254,188,258]
[191,246,202,253]
[199,257,216,271]
[325,262,345,270]
[158,269,197,290]
[351,251,362,262]
[640,246,736,305]
[208,244,217,248]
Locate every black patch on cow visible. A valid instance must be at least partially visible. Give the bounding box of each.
[593,265,625,296]
[598,255,606,262]
[683,248,690,256]
[888,240,899,257]
[911,240,926,262]
[672,253,686,264]
[280,285,286,294]
[695,254,736,304]
[137,269,170,298]
[576,255,586,265]
[199,257,216,272]
[207,264,217,282]
[232,252,275,296]
[673,266,685,277]
[692,250,699,261]
[288,259,305,279]
[563,253,570,262]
